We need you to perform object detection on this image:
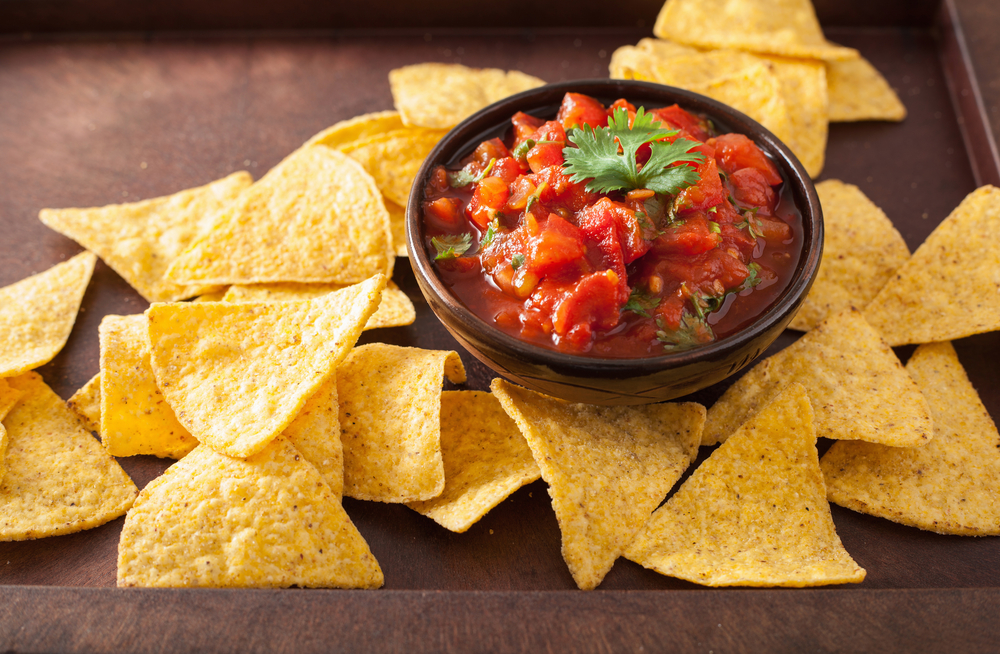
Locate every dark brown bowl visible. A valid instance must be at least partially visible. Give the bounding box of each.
[406,79,822,405]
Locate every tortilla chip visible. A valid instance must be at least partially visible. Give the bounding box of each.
[761,55,828,177]
[789,180,910,331]
[384,198,409,257]
[222,280,415,330]
[336,128,447,208]
[67,372,102,434]
[339,344,466,503]
[827,55,906,122]
[704,307,933,447]
[863,185,1000,346]
[99,314,198,459]
[636,37,700,60]
[389,63,546,129]
[165,147,394,286]
[626,383,865,587]
[39,173,250,302]
[0,372,137,541]
[653,0,859,62]
[491,379,704,590]
[117,437,382,588]
[0,379,24,485]
[406,391,540,533]
[147,274,384,459]
[822,342,1000,535]
[191,288,229,302]
[304,111,406,149]
[0,251,96,377]
[282,378,344,499]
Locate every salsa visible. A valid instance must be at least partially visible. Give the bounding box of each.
[422,92,802,358]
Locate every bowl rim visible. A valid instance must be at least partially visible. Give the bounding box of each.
[406,78,823,376]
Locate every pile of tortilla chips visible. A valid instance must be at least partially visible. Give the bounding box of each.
[610,0,906,177]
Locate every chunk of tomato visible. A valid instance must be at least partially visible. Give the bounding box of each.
[649,104,710,142]
[675,157,727,214]
[527,214,586,277]
[527,142,564,173]
[709,133,782,185]
[556,92,608,130]
[552,270,622,341]
[650,213,722,257]
[424,197,465,230]
[512,112,544,142]
[730,167,776,215]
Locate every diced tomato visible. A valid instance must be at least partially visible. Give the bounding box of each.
[467,177,509,229]
[675,158,727,214]
[471,138,511,165]
[511,112,545,142]
[491,157,525,185]
[709,133,782,186]
[650,213,722,257]
[533,120,567,145]
[527,143,564,173]
[424,197,464,230]
[729,167,776,215]
[527,214,586,277]
[650,104,710,142]
[552,270,622,341]
[756,216,793,243]
[556,93,608,130]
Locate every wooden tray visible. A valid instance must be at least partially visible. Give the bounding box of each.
[1,1,999,650]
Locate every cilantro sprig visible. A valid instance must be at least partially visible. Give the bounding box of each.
[562,107,705,195]
[622,287,661,318]
[448,158,496,188]
[431,233,473,260]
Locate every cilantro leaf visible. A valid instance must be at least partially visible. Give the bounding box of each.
[655,313,715,352]
[432,233,473,260]
[623,287,661,318]
[563,106,705,195]
[448,158,496,188]
[511,253,526,270]
[736,212,764,240]
[742,262,763,290]
[480,216,501,249]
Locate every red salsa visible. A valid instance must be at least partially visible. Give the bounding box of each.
[422,92,802,358]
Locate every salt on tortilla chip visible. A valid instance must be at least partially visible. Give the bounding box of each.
[339,344,466,503]
[406,391,540,533]
[147,274,384,459]
[384,198,408,257]
[761,55,828,178]
[0,251,96,377]
[67,372,102,434]
[704,307,932,447]
[39,173,250,302]
[827,54,906,122]
[282,378,344,499]
[99,314,198,459]
[165,147,394,286]
[626,383,865,587]
[653,0,859,62]
[863,185,1000,346]
[789,180,910,331]
[0,372,137,541]
[117,437,382,588]
[0,379,24,485]
[491,379,704,591]
[389,63,545,129]
[222,280,415,330]
[822,342,1000,535]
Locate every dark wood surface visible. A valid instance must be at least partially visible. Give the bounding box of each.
[1,5,999,652]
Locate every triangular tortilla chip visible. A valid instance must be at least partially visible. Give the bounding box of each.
[827,54,906,122]
[165,147,394,286]
[760,55,828,178]
[117,438,382,588]
[384,199,408,257]
[222,280,415,330]
[863,185,1000,346]
[491,379,704,590]
[99,314,198,459]
[39,173,250,302]
[67,372,101,434]
[0,379,24,485]
[339,344,466,503]
[653,0,859,62]
[822,342,1000,535]
[0,372,137,541]
[626,383,865,587]
[790,180,910,331]
[0,251,96,377]
[407,391,541,533]
[282,378,344,499]
[704,307,932,447]
[304,110,406,149]
[334,127,447,208]
[389,63,546,129]
[147,274,385,458]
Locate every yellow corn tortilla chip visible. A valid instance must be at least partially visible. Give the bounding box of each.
[282,378,344,499]
[761,55,828,178]
[99,314,198,459]
[304,110,406,149]
[67,372,102,434]
[0,379,24,485]
[336,128,447,209]
[626,383,865,587]
[191,288,229,302]
[389,63,546,129]
[222,280,415,330]
[863,185,1000,346]
[39,173,250,302]
[406,391,540,533]
[704,307,932,447]
[789,180,910,331]
[165,147,394,286]
[653,0,859,62]
[827,54,906,122]
[384,198,408,257]
[117,437,382,588]
[636,37,700,59]
[491,379,704,591]
[339,344,466,503]
[0,372,137,541]
[0,251,96,377]
[147,274,385,458]
[822,342,1000,535]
